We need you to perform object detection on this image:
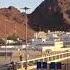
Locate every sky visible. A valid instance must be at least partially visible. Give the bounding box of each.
[0,0,44,14]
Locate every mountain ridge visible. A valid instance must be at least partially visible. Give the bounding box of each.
[28,0,70,31]
[0,0,70,39]
[0,6,34,39]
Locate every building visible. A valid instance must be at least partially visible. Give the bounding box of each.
[31,31,70,52]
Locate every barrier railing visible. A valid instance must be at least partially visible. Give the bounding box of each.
[16,51,70,70]
[1,51,70,70]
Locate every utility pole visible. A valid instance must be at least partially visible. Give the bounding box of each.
[20,7,30,70]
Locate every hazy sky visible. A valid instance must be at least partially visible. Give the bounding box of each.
[0,0,44,14]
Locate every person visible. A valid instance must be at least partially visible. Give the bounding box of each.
[10,61,16,70]
[19,55,23,61]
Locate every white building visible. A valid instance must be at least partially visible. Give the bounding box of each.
[31,31,70,52]
[34,31,47,39]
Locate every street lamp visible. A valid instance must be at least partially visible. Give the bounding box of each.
[20,7,30,70]
[5,20,7,61]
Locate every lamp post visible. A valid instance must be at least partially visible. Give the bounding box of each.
[21,7,30,70]
[5,21,7,61]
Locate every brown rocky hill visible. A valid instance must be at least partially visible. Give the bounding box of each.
[0,0,70,40]
[0,6,34,39]
[58,0,70,24]
[28,0,70,31]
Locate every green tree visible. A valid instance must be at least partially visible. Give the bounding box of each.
[7,34,19,41]
[0,39,5,45]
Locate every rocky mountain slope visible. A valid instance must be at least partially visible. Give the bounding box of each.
[0,6,34,39]
[58,0,70,24]
[28,0,70,31]
[0,0,70,39]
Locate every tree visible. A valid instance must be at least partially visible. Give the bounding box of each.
[0,39,5,45]
[7,34,19,41]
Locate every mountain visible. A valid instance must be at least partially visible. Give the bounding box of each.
[58,0,70,24]
[0,6,34,39]
[28,0,70,31]
[0,0,70,39]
